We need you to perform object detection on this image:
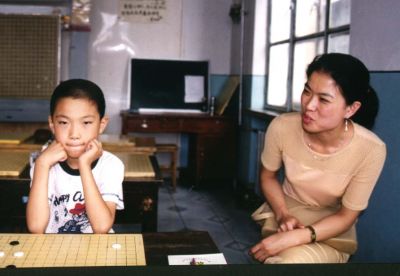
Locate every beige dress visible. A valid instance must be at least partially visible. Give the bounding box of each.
[259,112,386,263]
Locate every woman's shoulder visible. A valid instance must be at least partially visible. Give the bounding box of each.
[353,123,385,148]
[275,112,300,120]
[352,123,386,160]
[271,112,301,131]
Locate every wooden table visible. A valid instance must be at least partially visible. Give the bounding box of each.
[0,135,157,155]
[120,111,237,186]
[142,231,220,265]
[115,155,163,232]
[0,233,398,275]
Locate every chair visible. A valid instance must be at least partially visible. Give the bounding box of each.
[155,143,178,191]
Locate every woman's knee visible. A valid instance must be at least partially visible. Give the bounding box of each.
[264,243,350,264]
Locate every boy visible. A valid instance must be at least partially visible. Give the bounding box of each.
[26,79,124,234]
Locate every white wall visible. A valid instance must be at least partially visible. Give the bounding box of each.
[87,0,233,134]
[350,0,400,71]
[181,0,233,74]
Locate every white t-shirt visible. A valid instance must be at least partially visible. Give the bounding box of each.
[30,151,124,233]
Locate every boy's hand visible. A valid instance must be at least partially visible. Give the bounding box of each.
[35,141,68,168]
[79,139,103,166]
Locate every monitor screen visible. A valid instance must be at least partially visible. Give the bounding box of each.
[129,58,209,112]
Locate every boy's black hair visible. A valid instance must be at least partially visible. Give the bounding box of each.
[50,79,106,118]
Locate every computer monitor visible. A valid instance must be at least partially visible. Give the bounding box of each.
[129,58,209,112]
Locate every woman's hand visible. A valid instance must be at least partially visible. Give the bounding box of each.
[79,139,103,166]
[277,214,305,232]
[249,230,300,263]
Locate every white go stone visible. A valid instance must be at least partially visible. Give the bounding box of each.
[111,243,122,250]
[13,251,24,258]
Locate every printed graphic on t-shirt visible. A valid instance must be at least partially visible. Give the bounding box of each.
[49,191,90,233]
[57,202,90,233]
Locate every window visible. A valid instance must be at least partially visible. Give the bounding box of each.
[265,0,350,111]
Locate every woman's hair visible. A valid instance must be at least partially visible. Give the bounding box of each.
[306,53,379,129]
[50,79,106,118]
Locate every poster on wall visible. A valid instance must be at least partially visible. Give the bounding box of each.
[119,0,168,23]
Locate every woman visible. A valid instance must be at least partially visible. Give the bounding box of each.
[250,53,386,263]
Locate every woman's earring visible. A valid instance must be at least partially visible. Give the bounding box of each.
[345,119,348,132]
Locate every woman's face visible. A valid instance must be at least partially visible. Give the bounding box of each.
[301,71,351,134]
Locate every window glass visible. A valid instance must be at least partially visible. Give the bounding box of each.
[329,0,351,28]
[252,0,268,75]
[263,0,350,111]
[267,44,289,107]
[295,0,327,37]
[291,38,324,110]
[270,0,292,43]
[328,32,350,53]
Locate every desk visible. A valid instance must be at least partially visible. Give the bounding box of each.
[116,155,163,232]
[143,231,220,265]
[0,233,398,275]
[0,263,397,276]
[120,111,237,186]
[0,155,162,232]
[0,136,157,155]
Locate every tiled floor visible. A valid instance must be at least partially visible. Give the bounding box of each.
[157,181,261,264]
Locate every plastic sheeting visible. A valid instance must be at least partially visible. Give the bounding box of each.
[88,0,182,133]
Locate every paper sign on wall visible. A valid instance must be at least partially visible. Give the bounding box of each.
[184,75,205,103]
[119,0,167,23]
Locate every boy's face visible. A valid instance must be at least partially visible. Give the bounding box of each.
[48,97,108,159]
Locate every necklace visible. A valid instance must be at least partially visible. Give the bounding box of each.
[304,128,349,161]
[306,138,345,154]
[306,141,343,161]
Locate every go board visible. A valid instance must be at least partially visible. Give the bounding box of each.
[0,133,31,145]
[0,152,29,177]
[0,234,146,268]
[115,153,155,178]
[99,134,135,147]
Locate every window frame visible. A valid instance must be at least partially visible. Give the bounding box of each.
[265,0,350,111]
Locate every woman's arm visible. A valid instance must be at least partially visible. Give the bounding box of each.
[252,166,360,262]
[250,204,360,262]
[260,166,304,231]
[308,206,360,243]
